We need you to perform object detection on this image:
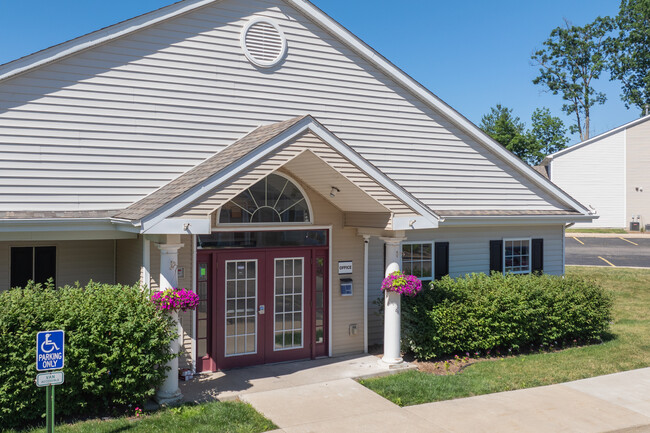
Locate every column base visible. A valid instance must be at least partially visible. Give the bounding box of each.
[380,355,404,366]
[154,388,183,407]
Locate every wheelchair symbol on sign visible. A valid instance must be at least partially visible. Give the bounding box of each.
[40,333,60,353]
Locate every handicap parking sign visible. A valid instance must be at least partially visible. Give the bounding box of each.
[36,330,64,371]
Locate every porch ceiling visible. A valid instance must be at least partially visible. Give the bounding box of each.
[281,151,388,213]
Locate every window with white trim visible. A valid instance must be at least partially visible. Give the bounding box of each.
[219,174,310,224]
[503,239,531,274]
[401,242,433,282]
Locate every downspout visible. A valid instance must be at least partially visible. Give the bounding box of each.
[363,235,370,354]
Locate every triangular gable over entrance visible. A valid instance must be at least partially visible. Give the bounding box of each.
[114,116,439,233]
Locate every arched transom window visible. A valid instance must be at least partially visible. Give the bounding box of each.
[219,174,311,224]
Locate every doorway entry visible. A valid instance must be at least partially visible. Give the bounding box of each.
[196,237,328,372]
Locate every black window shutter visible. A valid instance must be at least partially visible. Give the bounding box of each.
[489,240,502,274]
[434,242,449,280]
[531,238,544,274]
[11,247,33,288]
[35,246,56,286]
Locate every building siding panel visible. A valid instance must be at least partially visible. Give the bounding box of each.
[550,130,625,228]
[626,120,650,228]
[0,0,567,214]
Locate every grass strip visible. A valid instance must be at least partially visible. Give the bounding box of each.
[9,401,277,433]
[360,267,650,406]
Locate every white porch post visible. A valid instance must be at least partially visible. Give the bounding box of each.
[155,235,184,406]
[381,236,406,365]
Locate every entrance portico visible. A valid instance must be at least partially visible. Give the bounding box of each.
[116,116,439,375]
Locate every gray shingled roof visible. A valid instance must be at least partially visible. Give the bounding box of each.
[113,115,308,221]
[532,165,549,179]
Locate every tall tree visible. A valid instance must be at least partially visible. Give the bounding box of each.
[480,104,541,164]
[531,17,614,140]
[609,0,650,114]
[530,107,570,159]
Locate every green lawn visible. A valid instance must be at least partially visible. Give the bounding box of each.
[8,401,277,433]
[566,228,629,234]
[360,266,650,406]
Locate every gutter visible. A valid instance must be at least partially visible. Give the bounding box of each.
[439,214,598,227]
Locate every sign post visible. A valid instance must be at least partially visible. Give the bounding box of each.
[36,330,65,433]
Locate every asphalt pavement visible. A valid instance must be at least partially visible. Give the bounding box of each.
[566,235,650,268]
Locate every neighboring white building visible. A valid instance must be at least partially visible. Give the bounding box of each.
[543,115,650,229]
[0,0,594,384]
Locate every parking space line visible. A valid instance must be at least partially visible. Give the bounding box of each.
[572,237,585,245]
[618,237,639,246]
[598,256,617,267]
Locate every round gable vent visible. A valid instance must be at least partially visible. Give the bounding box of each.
[241,18,287,68]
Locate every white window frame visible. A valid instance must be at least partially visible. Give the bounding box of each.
[216,172,313,226]
[400,241,434,282]
[503,238,532,274]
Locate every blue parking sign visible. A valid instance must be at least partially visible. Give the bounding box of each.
[36,330,64,371]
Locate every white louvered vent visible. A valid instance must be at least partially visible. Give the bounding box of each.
[241,18,287,68]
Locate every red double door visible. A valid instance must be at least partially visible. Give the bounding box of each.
[196,247,328,372]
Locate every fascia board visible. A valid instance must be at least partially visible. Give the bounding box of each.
[288,0,592,216]
[392,215,437,230]
[0,0,217,83]
[143,218,211,234]
[0,218,124,232]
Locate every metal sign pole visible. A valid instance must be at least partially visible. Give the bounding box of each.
[51,384,55,433]
[45,385,52,433]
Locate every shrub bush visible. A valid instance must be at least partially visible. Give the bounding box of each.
[401,273,613,360]
[0,281,176,430]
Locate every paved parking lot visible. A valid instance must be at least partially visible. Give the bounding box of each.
[566,235,650,268]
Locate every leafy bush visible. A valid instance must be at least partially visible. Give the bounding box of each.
[401,273,613,360]
[0,281,176,430]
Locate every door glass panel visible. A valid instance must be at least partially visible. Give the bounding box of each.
[274,258,304,351]
[225,260,257,356]
[315,257,325,344]
[196,261,209,358]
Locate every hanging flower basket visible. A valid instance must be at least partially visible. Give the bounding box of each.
[151,288,200,312]
[381,271,422,297]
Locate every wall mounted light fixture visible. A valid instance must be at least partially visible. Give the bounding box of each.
[330,186,340,198]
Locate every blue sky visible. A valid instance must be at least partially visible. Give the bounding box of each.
[0,0,635,144]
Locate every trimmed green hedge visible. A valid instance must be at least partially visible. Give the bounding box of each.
[0,281,176,430]
[401,273,613,360]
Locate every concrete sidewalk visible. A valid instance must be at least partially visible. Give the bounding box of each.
[180,354,414,402]
[241,367,650,433]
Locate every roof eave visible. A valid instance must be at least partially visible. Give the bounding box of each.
[439,214,598,227]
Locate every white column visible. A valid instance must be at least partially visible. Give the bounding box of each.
[363,235,371,354]
[155,238,184,406]
[380,236,405,365]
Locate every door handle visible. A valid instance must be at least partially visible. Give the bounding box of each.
[258,305,265,315]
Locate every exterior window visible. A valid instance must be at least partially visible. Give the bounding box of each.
[10,246,56,288]
[401,242,433,282]
[504,239,531,274]
[219,174,310,224]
